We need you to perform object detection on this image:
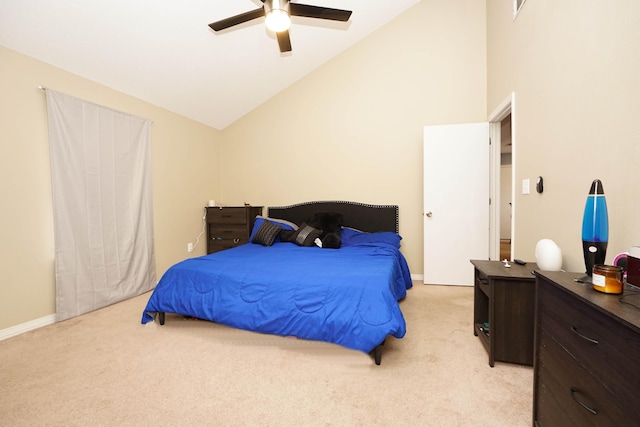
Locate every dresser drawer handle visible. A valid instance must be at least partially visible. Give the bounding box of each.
[570,326,599,345]
[234,238,240,244]
[570,387,598,415]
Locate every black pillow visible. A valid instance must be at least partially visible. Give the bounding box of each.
[282,223,322,247]
[251,220,283,246]
[280,229,295,242]
[308,212,344,234]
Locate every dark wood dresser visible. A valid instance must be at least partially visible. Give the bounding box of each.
[206,206,262,254]
[533,271,640,426]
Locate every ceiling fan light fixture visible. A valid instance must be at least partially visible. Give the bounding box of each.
[265,0,291,33]
[208,0,352,52]
[265,9,290,32]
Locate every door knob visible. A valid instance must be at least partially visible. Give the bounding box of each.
[425,211,433,217]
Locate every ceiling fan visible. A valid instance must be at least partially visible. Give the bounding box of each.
[208,0,352,53]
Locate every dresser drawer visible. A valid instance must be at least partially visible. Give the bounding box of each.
[208,238,247,252]
[535,377,577,427]
[207,208,249,224]
[538,280,640,416]
[536,330,634,426]
[205,206,262,255]
[209,224,247,239]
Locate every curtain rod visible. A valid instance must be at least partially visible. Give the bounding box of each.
[37,85,154,124]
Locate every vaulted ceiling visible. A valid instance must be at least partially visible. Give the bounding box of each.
[0,0,420,129]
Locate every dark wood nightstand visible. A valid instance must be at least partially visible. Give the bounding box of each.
[206,206,262,254]
[471,259,537,367]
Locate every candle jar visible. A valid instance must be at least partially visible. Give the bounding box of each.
[592,264,624,294]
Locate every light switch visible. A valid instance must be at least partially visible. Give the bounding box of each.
[522,178,530,195]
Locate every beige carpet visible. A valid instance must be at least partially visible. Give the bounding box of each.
[0,283,533,426]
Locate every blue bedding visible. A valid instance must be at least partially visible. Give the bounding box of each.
[141,232,412,353]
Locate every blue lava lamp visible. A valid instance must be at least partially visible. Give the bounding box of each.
[581,179,608,278]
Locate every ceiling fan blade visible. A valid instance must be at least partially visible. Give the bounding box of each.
[208,8,266,31]
[276,30,292,53]
[290,3,352,22]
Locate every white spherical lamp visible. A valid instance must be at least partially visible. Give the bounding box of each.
[535,239,563,271]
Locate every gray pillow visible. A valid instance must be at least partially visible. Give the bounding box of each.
[251,220,283,246]
[283,223,322,247]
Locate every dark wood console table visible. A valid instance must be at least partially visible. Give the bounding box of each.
[471,259,537,367]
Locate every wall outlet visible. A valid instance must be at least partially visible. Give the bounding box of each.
[187,243,194,252]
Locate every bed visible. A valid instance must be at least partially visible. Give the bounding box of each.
[141,201,412,364]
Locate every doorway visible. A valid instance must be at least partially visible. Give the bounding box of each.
[489,93,514,261]
[499,116,513,260]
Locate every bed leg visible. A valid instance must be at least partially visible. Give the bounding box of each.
[158,312,165,325]
[374,346,383,365]
[372,339,385,365]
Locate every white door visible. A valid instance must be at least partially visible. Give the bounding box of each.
[424,123,489,286]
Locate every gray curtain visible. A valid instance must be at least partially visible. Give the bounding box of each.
[46,89,156,321]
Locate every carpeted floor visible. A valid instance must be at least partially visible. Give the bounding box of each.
[0,282,533,426]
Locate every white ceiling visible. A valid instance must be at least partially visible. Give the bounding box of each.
[0,0,420,129]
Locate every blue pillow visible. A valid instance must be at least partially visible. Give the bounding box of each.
[340,227,364,243]
[341,227,402,248]
[250,216,298,243]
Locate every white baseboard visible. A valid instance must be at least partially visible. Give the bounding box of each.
[411,273,424,282]
[0,314,56,341]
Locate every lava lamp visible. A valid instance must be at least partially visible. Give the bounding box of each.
[581,179,608,277]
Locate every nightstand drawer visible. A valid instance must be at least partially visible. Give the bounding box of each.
[207,208,249,224]
[475,276,490,297]
[538,280,640,409]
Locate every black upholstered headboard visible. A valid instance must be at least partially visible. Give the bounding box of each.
[267,201,399,234]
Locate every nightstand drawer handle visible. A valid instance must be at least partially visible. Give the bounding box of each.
[570,387,598,415]
[570,326,599,345]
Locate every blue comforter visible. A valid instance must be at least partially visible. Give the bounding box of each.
[141,236,412,353]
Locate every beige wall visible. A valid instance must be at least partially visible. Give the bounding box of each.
[487,0,640,272]
[4,0,637,333]
[0,45,222,330]
[220,0,487,274]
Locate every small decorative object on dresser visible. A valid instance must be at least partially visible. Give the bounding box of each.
[206,206,262,254]
[533,270,640,425]
[581,179,608,281]
[534,239,562,271]
[591,264,624,294]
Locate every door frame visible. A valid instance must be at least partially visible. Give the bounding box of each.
[488,93,515,261]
